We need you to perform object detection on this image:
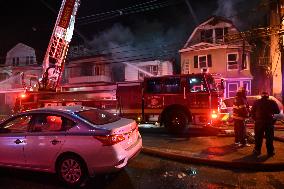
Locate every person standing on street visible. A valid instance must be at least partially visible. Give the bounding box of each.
[232,87,250,147]
[250,92,280,157]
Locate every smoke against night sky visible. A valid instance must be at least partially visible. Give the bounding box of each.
[214,0,269,30]
[0,0,270,65]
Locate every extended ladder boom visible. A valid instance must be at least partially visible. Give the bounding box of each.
[39,0,80,91]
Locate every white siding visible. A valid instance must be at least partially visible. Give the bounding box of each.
[5,43,37,66]
[124,60,174,81]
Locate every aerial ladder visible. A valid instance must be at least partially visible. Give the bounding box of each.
[38,0,81,91]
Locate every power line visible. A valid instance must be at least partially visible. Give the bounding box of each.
[76,0,184,25]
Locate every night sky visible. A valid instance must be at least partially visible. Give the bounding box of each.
[0,0,268,64]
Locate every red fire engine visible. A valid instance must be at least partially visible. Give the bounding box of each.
[17,73,227,134]
[15,0,228,134]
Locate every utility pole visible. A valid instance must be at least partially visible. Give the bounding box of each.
[184,0,199,26]
[277,0,284,103]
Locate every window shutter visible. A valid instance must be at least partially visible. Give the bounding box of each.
[194,56,198,68]
[207,54,212,67]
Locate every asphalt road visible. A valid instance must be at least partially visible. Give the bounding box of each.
[1,153,284,189]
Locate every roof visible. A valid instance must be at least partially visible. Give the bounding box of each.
[183,16,239,48]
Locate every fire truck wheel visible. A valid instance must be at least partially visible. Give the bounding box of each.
[165,110,189,135]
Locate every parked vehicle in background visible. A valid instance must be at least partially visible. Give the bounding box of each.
[0,106,142,187]
[222,95,284,124]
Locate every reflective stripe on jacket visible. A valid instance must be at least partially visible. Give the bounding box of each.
[232,96,249,120]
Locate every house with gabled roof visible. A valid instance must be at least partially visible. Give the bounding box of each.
[179,16,253,98]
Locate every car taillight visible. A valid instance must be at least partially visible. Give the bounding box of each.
[211,110,218,119]
[94,134,125,146]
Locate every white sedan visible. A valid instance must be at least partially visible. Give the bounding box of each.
[0,106,142,186]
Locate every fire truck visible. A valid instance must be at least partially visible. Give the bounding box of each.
[16,0,228,134]
[18,73,227,134]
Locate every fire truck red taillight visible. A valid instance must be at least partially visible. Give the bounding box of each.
[211,110,218,119]
[94,134,125,146]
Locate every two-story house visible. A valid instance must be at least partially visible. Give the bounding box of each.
[62,55,113,91]
[179,16,253,98]
[5,43,42,86]
[0,43,41,111]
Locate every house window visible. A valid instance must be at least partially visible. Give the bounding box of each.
[227,53,238,70]
[145,65,158,76]
[199,56,207,68]
[194,55,212,68]
[138,71,145,80]
[149,65,158,75]
[95,66,100,75]
[26,56,29,65]
[94,64,104,76]
[81,63,93,76]
[215,27,228,43]
[243,81,251,95]
[201,29,213,43]
[16,57,19,66]
[228,83,238,97]
[12,58,16,66]
[30,56,34,64]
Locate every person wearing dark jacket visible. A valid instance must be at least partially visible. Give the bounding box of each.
[232,87,250,147]
[250,92,280,157]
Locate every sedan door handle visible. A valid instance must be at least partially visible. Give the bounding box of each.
[14,139,23,144]
[50,139,61,145]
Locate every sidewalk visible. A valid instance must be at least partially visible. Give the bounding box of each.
[141,133,284,170]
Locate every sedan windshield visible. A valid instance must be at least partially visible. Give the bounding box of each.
[76,109,120,125]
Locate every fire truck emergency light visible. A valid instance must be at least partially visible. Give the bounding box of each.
[20,93,27,99]
[211,110,218,119]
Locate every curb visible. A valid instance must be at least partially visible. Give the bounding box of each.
[142,146,284,171]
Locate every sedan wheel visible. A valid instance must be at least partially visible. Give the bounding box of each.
[57,155,87,187]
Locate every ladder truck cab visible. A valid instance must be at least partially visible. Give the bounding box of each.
[117,73,227,134]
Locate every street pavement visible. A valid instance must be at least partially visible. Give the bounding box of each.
[140,127,284,171]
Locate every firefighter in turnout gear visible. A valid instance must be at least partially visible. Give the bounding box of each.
[232,87,250,147]
[250,92,280,157]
